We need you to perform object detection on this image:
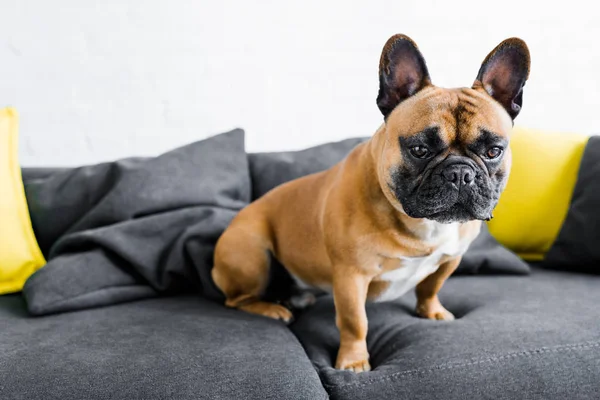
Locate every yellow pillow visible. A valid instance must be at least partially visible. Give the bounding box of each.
[488,126,589,261]
[0,107,45,294]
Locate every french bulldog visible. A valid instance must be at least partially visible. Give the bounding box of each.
[212,34,530,372]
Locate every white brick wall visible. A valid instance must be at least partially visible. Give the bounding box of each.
[2,1,599,166]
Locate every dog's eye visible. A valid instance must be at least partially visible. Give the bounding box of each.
[410,146,430,159]
[485,146,503,159]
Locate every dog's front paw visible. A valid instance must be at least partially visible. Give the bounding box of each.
[416,298,455,321]
[335,347,371,372]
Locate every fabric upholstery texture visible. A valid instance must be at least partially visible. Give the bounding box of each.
[0,294,328,400]
[291,267,600,399]
[544,135,600,273]
[0,108,45,295]
[248,137,368,199]
[2,267,598,399]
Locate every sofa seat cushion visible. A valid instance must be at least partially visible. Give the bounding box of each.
[291,267,600,400]
[0,295,328,400]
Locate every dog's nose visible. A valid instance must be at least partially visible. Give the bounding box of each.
[442,164,474,186]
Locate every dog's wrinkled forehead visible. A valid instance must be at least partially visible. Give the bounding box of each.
[387,86,513,145]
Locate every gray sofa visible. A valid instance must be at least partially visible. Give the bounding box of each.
[2,140,600,400]
[3,254,600,399]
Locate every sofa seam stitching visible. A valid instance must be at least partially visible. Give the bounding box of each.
[325,341,600,391]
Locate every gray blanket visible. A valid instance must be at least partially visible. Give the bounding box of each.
[23,129,249,315]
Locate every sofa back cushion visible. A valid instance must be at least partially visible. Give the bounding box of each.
[248,137,368,199]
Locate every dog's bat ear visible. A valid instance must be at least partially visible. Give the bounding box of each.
[474,38,530,120]
[377,34,431,119]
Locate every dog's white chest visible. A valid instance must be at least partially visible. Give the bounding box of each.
[373,222,469,302]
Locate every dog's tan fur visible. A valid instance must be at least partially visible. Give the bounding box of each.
[212,35,529,372]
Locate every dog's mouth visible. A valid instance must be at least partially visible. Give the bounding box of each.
[403,200,485,223]
[424,204,482,223]
[401,183,495,223]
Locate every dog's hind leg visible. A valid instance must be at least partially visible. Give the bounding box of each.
[211,220,293,324]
